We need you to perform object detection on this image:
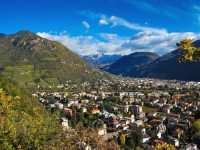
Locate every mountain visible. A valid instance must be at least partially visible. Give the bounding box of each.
[136,40,200,81]
[102,52,160,76]
[0,31,106,86]
[80,53,122,66]
[102,40,200,81]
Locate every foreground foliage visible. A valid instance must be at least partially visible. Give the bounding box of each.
[176,38,200,62]
[0,74,119,149]
[154,143,176,150]
[0,88,59,149]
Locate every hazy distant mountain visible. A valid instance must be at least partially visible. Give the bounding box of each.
[0,31,107,86]
[80,53,122,66]
[102,52,160,76]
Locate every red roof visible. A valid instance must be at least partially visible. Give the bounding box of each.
[91,109,100,113]
[153,139,166,144]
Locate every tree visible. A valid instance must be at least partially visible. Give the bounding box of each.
[126,137,135,149]
[118,134,126,145]
[193,119,200,132]
[76,112,85,122]
[0,88,60,149]
[180,133,187,145]
[176,38,200,62]
[154,143,176,150]
[194,110,200,120]
[131,129,142,147]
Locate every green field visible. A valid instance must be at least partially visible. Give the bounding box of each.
[44,78,60,85]
[142,106,158,113]
[5,65,34,72]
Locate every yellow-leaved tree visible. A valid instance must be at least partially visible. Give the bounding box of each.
[0,88,60,149]
[154,143,176,150]
[176,38,200,62]
[193,119,200,132]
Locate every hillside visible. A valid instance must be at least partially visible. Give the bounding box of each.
[102,52,160,76]
[102,40,200,81]
[0,31,106,86]
[136,50,200,81]
[0,73,60,149]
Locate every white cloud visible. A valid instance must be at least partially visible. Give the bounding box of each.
[109,16,167,35]
[99,19,109,25]
[82,21,90,29]
[37,31,127,55]
[99,33,118,40]
[119,31,200,55]
[37,30,200,56]
[80,10,167,35]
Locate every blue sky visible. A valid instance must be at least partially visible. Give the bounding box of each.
[1,0,200,55]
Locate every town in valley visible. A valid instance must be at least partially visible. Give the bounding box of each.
[34,77,200,149]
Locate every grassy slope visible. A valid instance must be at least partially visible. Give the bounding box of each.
[0,31,106,86]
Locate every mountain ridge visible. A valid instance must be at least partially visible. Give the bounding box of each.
[0,30,107,86]
[102,41,200,81]
[102,52,160,76]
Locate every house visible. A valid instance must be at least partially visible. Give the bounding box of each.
[147,112,157,118]
[91,109,100,114]
[121,101,128,105]
[68,99,79,107]
[133,120,143,127]
[156,131,162,139]
[168,117,179,124]
[171,128,184,139]
[64,108,73,116]
[39,98,45,102]
[98,128,107,136]
[128,114,135,123]
[156,123,166,134]
[157,115,166,122]
[101,132,119,142]
[183,111,192,116]
[162,107,170,113]
[151,99,159,104]
[81,107,87,113]
[122,125,129,130]
[113,121,120,129]
[168,136,179,147]
[119,119,130,126]
[133,105,142,114]
[117,114,123,119]
[55,102,64,109]
[136,112,146,118]
[141,134,151,144]
[149,119,162,126]
[49,104,56,111]
[152,139,166,145]
[101,110,110,118]
[81,99,89,104]
[60,117,68,130]
[118,105,129,113]
[141,128,146,135]
[152,103,163,108]
[183,143,198,150]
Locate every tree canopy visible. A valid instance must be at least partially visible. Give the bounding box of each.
[176,38,200,62]
[193,119,200,132]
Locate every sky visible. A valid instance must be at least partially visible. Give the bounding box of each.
[1,0,200,55]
